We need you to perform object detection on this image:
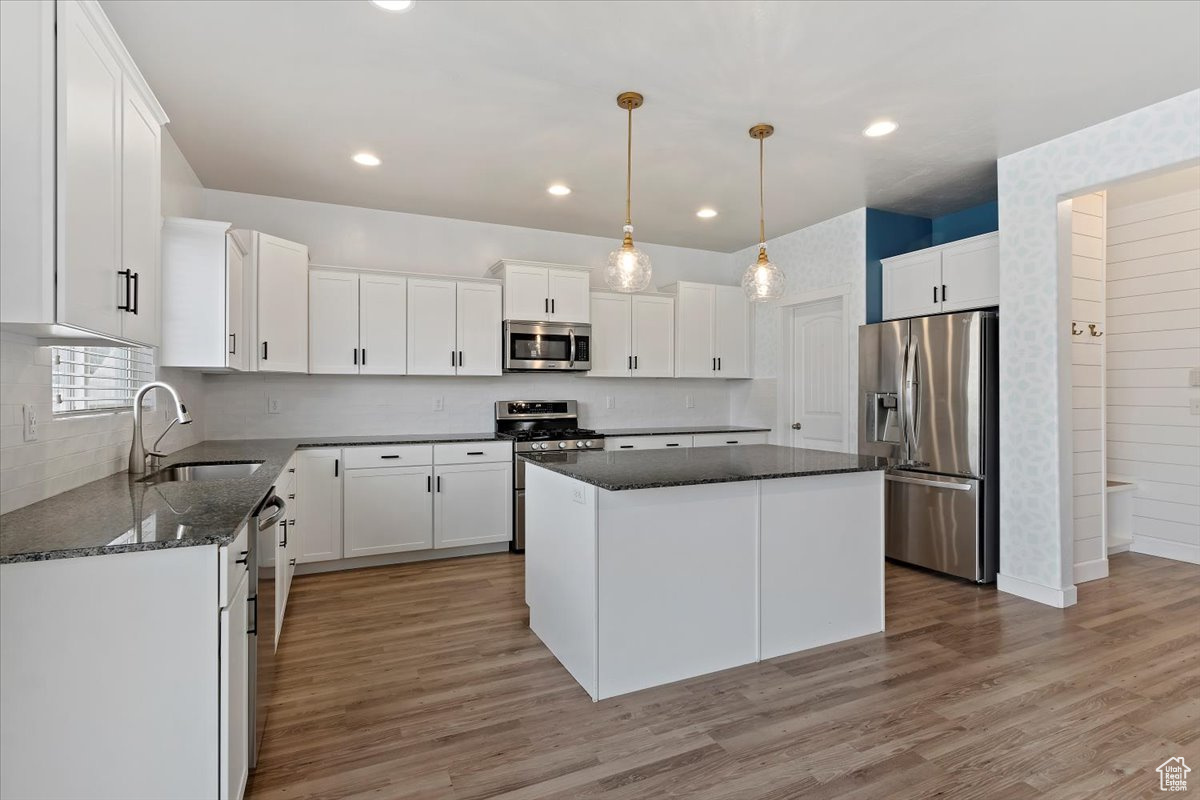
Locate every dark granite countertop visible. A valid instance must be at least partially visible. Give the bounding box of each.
[597,425,771,437]
[0,433,506,563]
[521,445,885,491]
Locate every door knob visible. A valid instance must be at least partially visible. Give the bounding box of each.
[791,423,803,430]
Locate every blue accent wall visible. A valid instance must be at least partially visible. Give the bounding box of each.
[931,200,999,245]
[865,209,931,323]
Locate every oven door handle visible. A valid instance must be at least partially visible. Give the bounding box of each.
[568,328,576,367]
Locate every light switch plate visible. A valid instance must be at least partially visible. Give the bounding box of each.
[685,394,695,409]
[606,395,615,410]
[267,396,282,414]
[22,404,38,442]
[1189,368,1200,387]
[571,486,586,504]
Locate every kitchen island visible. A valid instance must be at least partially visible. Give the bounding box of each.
[522,445,887,700]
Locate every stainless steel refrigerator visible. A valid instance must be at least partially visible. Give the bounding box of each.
[859,310,999,583]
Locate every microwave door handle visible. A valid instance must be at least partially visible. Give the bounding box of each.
[568,328,576,367]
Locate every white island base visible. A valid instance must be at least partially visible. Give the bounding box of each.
[525,464,885,701]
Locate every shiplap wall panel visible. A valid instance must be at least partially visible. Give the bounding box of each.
[1106,187,1200,565]
[1071,192,1108,580]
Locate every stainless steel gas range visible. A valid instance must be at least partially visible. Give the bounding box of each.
[495,400,605,551]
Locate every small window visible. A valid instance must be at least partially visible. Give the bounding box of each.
[51,345,155,415]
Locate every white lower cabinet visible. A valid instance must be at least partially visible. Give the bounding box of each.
[606,432,769,451]
[220,566,249,800]
[344,465,434,556]
[296,449,343,562]
[434,462,513,548]
[692,432,769,447]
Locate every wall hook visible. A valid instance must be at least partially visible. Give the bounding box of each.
[1088,323,1103,337]
[1071,321,1083,336]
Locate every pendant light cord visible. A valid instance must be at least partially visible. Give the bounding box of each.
[758,136,766,245]
[625,105,633,226]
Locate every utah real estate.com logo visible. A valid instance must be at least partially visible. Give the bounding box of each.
[1158,757,1190,792]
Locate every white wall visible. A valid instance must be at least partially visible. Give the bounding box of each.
[1105,186,1200,565]
[203,189,733,289]
[0,130,207,514]
[1069,192,1107,582]
[997,88,1200,607]
[725,209,867,440]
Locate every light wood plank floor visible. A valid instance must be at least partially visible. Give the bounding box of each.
[247,553,1199,799]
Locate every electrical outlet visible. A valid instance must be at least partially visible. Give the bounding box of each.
[571,487,585,505]
[22,404,38,442]
[267,396,282,414]
[685,394,695,409]
[1190,397,1200,416]
[1189,368,1200,387]
[606,395,615,410]
[432,396,444,412]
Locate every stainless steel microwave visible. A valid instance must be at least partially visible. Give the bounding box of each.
[503,321,592,372]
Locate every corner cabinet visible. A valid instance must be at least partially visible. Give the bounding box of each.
[488,260,591,323]
[588,292,675,377]
[881,231,999,321]
[663,282,751,378]
[0,0,167,346]
[247,232,309,373]
[161,219,250,371]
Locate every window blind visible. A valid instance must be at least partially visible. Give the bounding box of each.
[51,346,155,414]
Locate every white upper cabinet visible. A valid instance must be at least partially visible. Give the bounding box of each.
[161,219,249,371]
[408,278,502,376]
[251,232,309,373]
[455,282,503,376]
[407,278,458,375]
[359,273,408,375]
[588,292,674,378]
[664,282,751,379]
[309,270,360,374]
[488,260,592,323]
[0,0,167,345]
[881,232,999,321]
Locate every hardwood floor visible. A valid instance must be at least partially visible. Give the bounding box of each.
[247,553,1199,799]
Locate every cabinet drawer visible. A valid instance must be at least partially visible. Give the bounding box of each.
[692,432,769,447]
[218,523,249,609]
[434,441,512,465]
[607,435,692,450]
[343,444,433,469]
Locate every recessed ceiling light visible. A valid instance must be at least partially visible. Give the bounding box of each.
[863,120,899,138]
[370,0,415,11]
[352,152,381,166]
[547,184,571,196]
[696,208,718,219]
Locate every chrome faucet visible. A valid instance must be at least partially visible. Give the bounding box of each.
[129,381,193,475]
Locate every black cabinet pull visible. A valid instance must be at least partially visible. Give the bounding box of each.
[933,286,938,303]
[717,357,722,371]
[287,493,295,500]
[634,355,638,370]
[334,458,339,477]
[467,451,484,456]
[712,357,716,371]
[236,550,248,565]
[436,475,442,492]
[551,298,556,314]
[726,440,738,444]
[288,467,295,473]
[627,355,632,370]
[228,333,236,355]
[117,269,132,311]
[262,341,268,360]
[362,348,366,365]
[289,558,296,566]
[458,350,464,367]
[451,350,456,367]
[354,349,358,365]
[619,445,634,449]
[380,454,401,459]
[942,284,947,302]
[280,519,288,548]
[129,272,139,315]
[427,475,431,492]
[544,298,549,313]
[665,443,680,447]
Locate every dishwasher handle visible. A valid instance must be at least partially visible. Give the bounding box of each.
[886,473,973,491]
[257,495,286,530]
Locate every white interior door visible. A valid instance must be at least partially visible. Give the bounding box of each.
[790,298,847,451]
[359,273,407,375]
[455,282,502,375]
[406,278,457,375]
[589,293,631,377]
[308,270,360,374]
[631,295,675,377]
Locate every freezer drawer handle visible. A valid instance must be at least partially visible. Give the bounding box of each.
[886,474,972,491]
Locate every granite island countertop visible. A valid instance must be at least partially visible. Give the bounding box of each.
[0,433,503,563]
[597,425,770,437]
[520,444,886,491]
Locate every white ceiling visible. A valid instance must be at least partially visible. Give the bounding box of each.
[101,0,1200,252]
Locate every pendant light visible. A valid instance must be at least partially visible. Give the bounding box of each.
[742,124,785,302]
[606,92,652,292]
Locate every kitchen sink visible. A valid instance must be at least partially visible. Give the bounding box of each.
[140,461,263,485]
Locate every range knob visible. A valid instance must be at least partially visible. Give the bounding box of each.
[558,441,568,449]
[583,440,594,448]
[575,441,585,449]
[538,442,547,450]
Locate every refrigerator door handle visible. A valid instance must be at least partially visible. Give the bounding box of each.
[905,337,920,456]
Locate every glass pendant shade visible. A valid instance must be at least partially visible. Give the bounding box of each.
[606,225,652,292]
[742,245,785,301]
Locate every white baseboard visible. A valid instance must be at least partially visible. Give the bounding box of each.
[1107,541,1131,555]
[997,573,1078,608]
[1131,536,1200,565]
[1073,558,1109,584]
[294,541,511,576]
